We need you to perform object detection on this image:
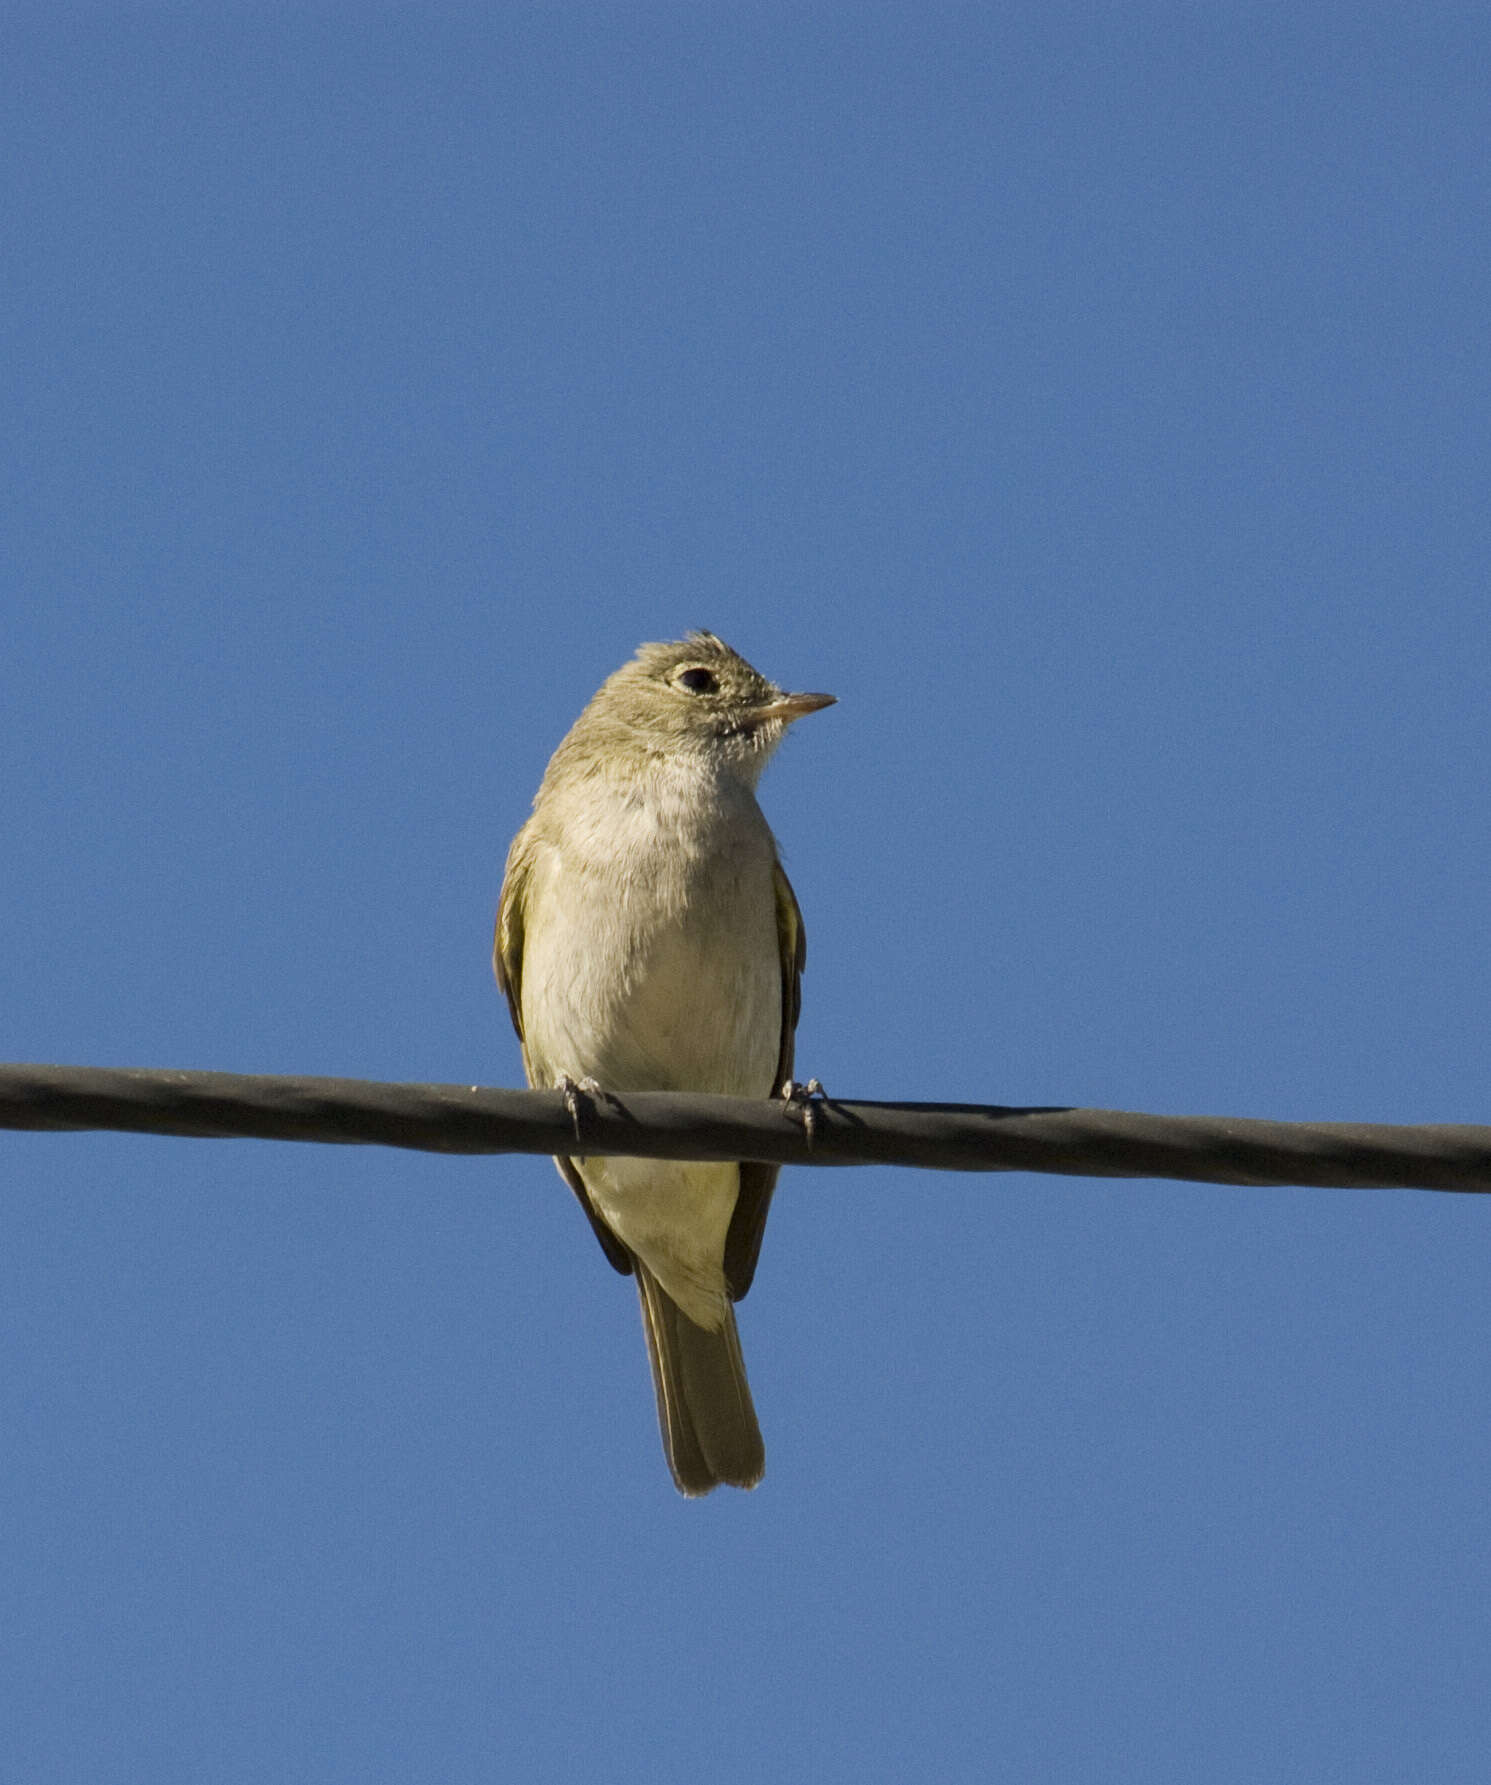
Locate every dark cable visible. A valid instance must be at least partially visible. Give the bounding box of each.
[3,1063,1489,1192]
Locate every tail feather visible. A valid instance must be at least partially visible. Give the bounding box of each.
[635,1260,764,1496]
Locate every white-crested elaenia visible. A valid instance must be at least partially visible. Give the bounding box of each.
[495,633,834,1494]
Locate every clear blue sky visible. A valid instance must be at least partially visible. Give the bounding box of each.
[4,6,1490,1780]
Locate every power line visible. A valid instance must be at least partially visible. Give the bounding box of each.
[2,1062,1488,1192]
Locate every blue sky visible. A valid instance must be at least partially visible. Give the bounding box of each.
[4,5,1490,1780]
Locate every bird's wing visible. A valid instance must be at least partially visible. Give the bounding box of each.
[723,857,805,1301]
[494,847,633,1277]
[492,850,528,1043]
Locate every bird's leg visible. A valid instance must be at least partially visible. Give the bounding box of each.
[556,1073,607,1142]
[781,1077,828,1148]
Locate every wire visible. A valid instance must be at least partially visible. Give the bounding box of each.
[2,1062,1488,1192]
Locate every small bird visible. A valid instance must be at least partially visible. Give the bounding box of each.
[494,632,834,1494]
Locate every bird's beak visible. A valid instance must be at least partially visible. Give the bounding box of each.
[756,690,837,723]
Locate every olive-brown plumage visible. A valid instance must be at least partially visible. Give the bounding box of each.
[494,632,832,1494]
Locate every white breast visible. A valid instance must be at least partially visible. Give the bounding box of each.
[517,760,783,1098]
[515,760,785,1323]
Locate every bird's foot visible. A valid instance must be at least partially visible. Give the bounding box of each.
[781,1077,828,1148]
[556,1073,608,1142]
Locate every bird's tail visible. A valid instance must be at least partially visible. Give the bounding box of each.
[634,1259,765,1496]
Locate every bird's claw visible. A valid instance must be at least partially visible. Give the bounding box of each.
[557,1073,607,1142]
[781,1077,828,1148]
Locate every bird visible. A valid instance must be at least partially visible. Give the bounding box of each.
[494,631,834,1494]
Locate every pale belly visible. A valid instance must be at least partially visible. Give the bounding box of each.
[517,824,783,1325]
[518,844,782,1098]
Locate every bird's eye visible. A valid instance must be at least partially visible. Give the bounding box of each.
[676,667,718,694]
